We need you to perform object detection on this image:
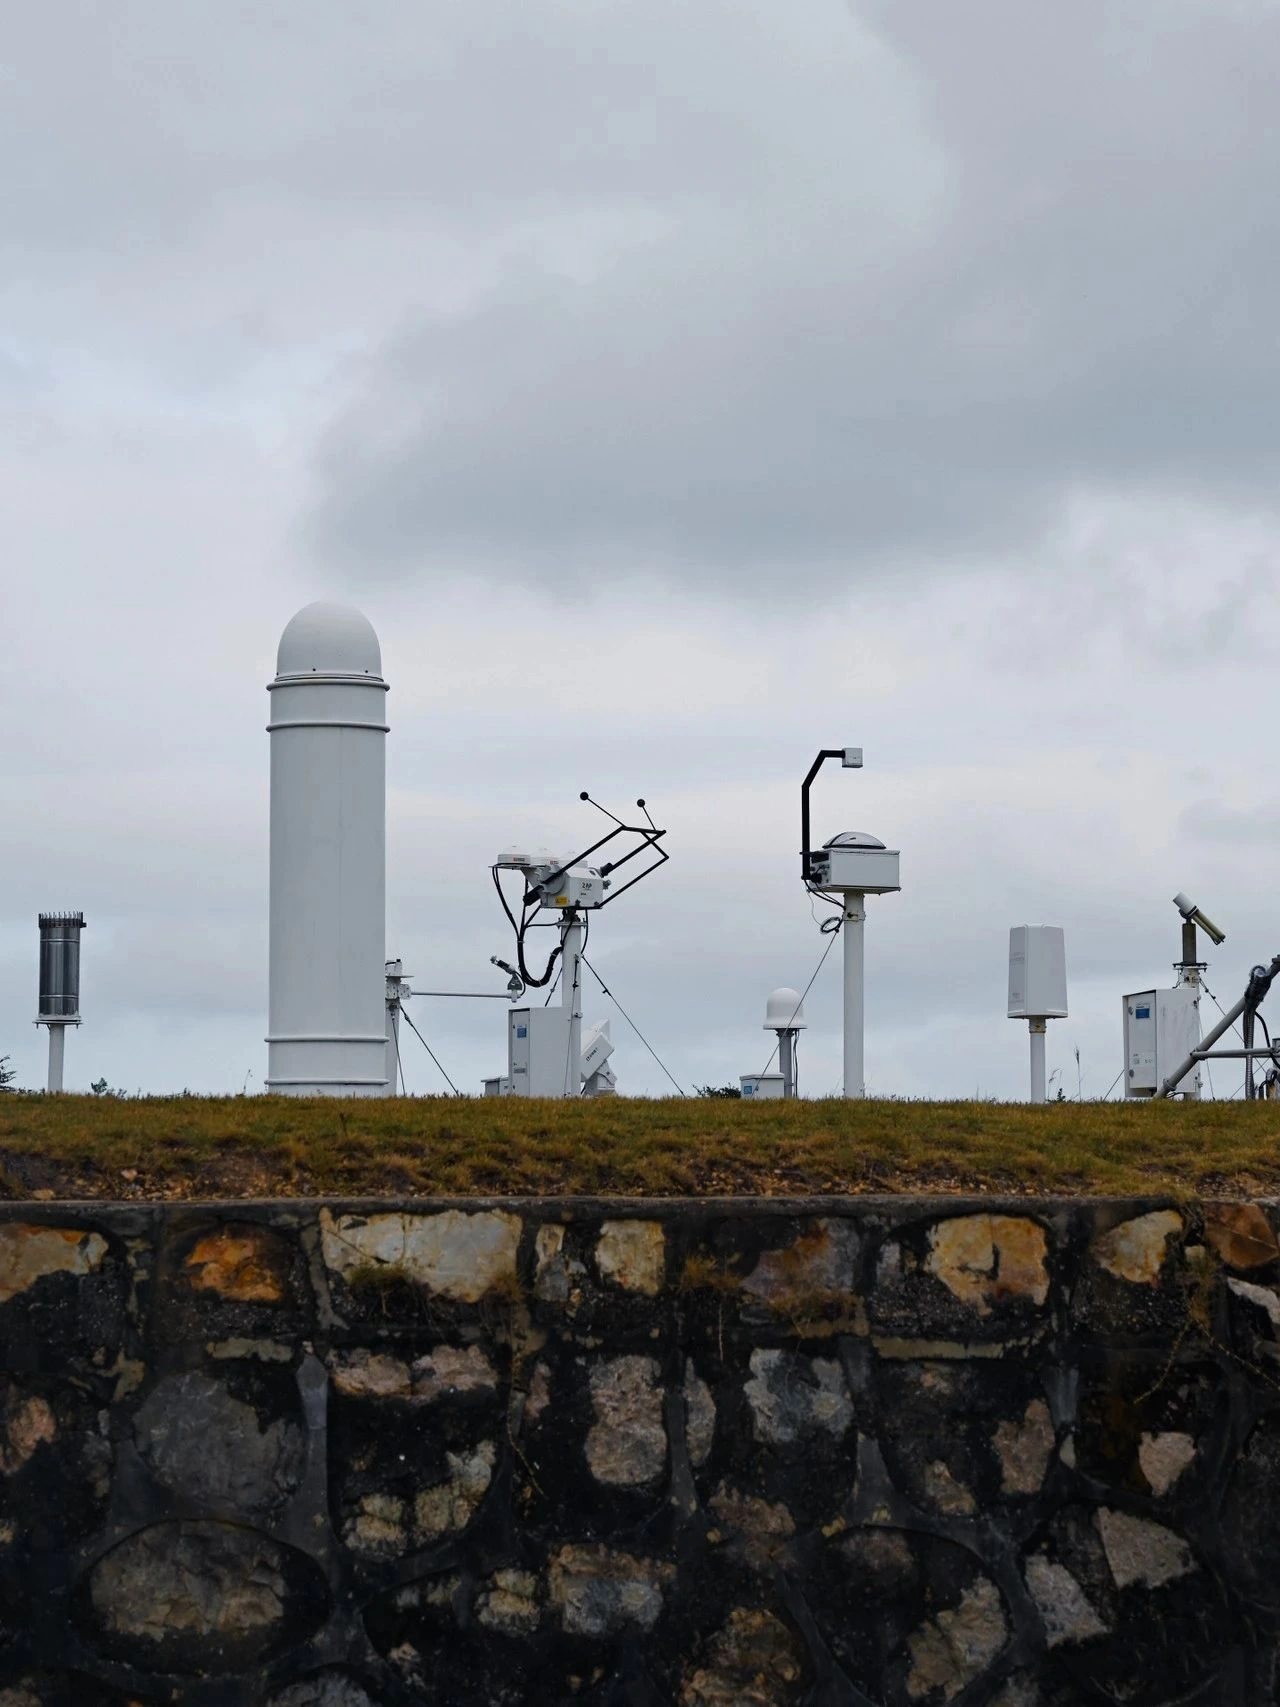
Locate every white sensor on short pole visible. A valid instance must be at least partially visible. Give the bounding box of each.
[764,987,807,1099]
[1008,926,1068,1103]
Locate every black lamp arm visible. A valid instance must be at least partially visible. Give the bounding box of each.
[801,750,846,880]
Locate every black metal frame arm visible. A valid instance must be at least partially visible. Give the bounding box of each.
[800,750,846,881]
[542,796,669,909]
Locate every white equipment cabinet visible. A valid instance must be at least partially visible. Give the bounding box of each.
[486,1012,615,1098]
[507,1006,575,1097]
[1124,987,1201,1098]
[741,1073,785,1099]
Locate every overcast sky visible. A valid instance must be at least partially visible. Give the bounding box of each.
[5,0,1280,1101]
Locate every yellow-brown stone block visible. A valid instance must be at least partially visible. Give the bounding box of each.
[925,1215,1049,1315]
[184,1227,289,1304]
[0,1225,108,1305]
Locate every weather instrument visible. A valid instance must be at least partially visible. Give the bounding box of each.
[1007,927,1068,1103]
[35,912,86,1093]
[486,793,668,1096]
[800,748,900,1098]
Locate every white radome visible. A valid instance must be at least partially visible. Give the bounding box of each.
[275,600,383,678]
[764,987,807,1031]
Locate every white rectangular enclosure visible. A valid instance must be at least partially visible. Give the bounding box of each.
[808,844,901,894]
[1008,926,1068,1019]
[1124,986,1201,1097]
[740,1073,785,1099]
[508,1006,575,1097]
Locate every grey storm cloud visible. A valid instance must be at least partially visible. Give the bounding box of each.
[303,0,1280,589]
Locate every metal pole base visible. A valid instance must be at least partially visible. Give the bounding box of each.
[1029,1018,1047,1104]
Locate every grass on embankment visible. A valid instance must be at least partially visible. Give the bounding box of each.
[1,1093,1279,1200]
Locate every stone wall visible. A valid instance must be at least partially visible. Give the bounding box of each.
[1,1195,1280,1705]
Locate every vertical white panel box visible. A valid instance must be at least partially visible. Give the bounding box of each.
[508,1006,574,1097]
[1123,987,1201,1097]
[1008,927,1068,1019]
[580,1021,614,1081]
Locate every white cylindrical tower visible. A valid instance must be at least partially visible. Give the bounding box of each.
[266,602,389,1096]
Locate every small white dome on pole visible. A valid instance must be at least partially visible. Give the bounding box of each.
[764,987,807,1031]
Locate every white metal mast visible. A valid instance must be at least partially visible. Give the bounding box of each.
[560,915,585,1095]
[841,892,867,1098]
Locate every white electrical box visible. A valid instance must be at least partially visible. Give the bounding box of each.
[808,836,901,895]
[496,850,607,910]
[1123,987,1201,1098]
[508,1006,574,1097]
[541,867,605,909]
[740,1073,785,1099]
[1008,926,1068,1019]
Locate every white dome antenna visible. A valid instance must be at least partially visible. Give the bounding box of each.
[764,986,806,1099]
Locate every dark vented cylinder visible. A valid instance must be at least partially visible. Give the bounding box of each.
[38,913,85,1019]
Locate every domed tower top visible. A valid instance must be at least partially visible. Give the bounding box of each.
[275,601,382,679]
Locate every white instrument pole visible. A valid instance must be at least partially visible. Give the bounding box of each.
[843,891,866,1098]
[561,913,584,1095]
[778,1030,795,1098]
[1029,1018,1046,1103]
[46,1024,65,1093]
